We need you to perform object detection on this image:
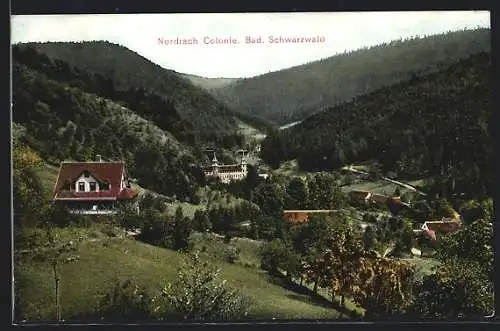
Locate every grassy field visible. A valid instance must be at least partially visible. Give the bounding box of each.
[163,188,249,219]
[164,201,206,219]
[35,163,60,198]
[15,227,342,322]
[341,180,402,196]
[273,159,311,179]
[190,232,263,268]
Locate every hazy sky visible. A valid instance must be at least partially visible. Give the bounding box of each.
[11,11,490,78]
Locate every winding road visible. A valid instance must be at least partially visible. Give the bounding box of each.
[341,165,427,196]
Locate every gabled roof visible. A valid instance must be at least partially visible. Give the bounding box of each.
[53,161,138,201]
[282,210,341,224]
[424,221,461,233]
[349,190,371,200]
[371,194,389,204]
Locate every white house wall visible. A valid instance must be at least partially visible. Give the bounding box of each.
[203,165,248,184]
[75,173,100,192]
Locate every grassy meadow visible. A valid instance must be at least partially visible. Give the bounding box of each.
[15,226,344,322]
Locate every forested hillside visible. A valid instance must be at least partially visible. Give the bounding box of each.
[12,50,207,201]
[215,28,490,125]
[16,41,271,139]
[261,52,492,198]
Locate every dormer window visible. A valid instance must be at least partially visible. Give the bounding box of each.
[89,182,97,192]
[78,182,85,192]
[83,171,90,178]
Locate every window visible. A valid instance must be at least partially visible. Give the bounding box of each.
[84,171,90,178]
[89,182,97,192]
[78,182,85,192]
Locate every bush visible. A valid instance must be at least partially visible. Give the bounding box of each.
[410,258,494,318]
[155,251,250,321]
[96,278,153,321]
[224,245,241,264]
[137,209,172,247]
[260,239,288,273]
[98,223,120,238]
[14,227,47,251]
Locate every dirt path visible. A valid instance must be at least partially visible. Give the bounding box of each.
[342,165,427,196]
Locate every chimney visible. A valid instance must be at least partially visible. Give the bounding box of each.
[96,154,102,162]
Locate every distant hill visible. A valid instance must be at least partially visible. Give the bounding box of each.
[17,41,271,137]
[214,28,491,125]
[180,73,242,90]
[261,51,492,198]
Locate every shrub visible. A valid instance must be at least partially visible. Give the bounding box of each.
[260,239,288,274]
[96,278,153,321]
[155,251,250,321]
[224,245,241,264]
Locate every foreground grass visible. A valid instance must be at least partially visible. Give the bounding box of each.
[190,232,263,268]
[15,228,341,322]
[190,232,363,317]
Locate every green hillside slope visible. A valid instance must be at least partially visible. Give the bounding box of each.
[262,51,492,198]
[12,59,203,200]
[17,41,271,137]
[15,232,343,321]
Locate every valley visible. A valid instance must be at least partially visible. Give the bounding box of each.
[12,25,494,323]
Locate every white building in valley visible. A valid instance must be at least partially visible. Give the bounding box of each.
[202,152,248,184]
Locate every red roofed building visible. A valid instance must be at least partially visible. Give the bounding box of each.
[420,219,461,240]
[283,210,340,224]
[52,155,138,215]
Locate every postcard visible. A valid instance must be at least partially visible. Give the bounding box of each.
[11,11,493,323]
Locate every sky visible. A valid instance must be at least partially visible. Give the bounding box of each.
[11,11,490,78]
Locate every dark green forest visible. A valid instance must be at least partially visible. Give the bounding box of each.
[16,41,272,138]
[214,28,490,125]
[261,51,492,199]
[12,47,210,201]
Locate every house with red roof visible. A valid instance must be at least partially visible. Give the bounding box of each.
[412,217,462,241]
[52,155,139,215]
[421,219,461,240]
[283,210,341,224]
